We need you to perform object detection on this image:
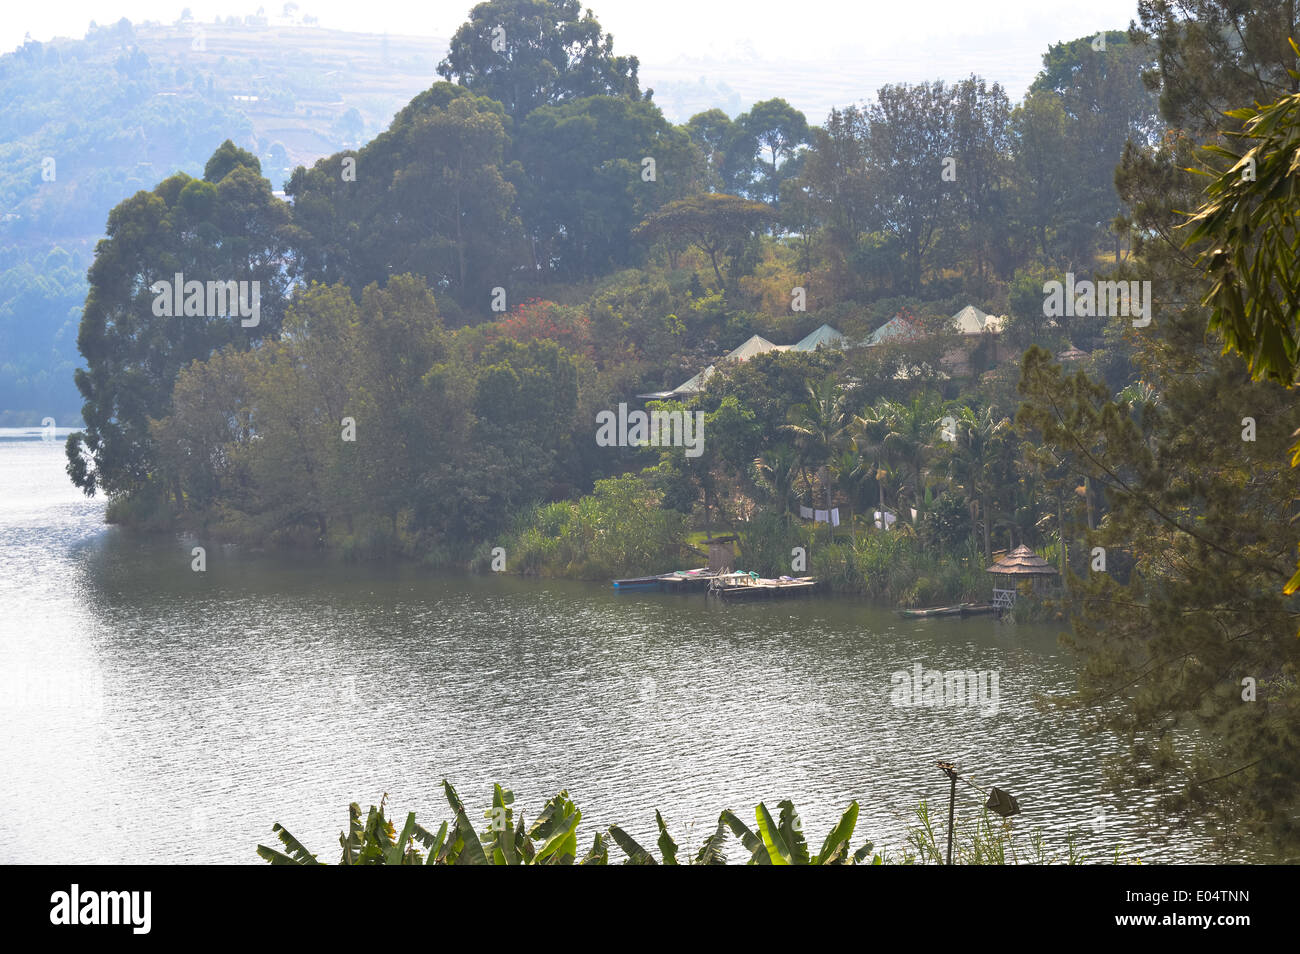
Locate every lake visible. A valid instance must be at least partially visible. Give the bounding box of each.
[0,429,1220,863]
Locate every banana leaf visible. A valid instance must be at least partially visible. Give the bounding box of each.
[268,822,321,865]
[489,783,518,866]
[534,806,581,864]
[607,824,657,865]
[853,842,879,864]
[414,820,448,865]
[693,820,729,865]
[814,801,859,865]
[755,803,794,865]
[777,800,810,864]
[720,809,771,864]
[527,791,571,843]
[338,802,364,865]
[581,831,609,865]
[385,811,417,866]
[256,844,305,865]
[655,811,680,865]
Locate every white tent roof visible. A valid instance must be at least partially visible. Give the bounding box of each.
[672,364,716,395]
[864,314,925,347]
[664,334,797,397]
[951,305,990,334]
[723,334,782,362]
[791,324,848,352]
[951,305,1005,334]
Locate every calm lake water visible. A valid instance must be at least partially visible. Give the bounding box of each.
[0,428,1223,863]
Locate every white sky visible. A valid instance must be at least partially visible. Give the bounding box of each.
[8,1,1143,105]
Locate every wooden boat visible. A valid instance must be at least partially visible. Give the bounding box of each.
[612,567,718,592]
[708,572,818,600]
[612,574,667,590]
[896,602,998,619]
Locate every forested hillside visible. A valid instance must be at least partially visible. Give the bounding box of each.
[0,14,441,423]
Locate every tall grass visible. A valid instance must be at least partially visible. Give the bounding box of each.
[809,530,987,606]
[494,475,688,579]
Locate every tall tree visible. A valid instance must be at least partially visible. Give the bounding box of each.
[863,81,954,293]
[1012,0,1300,854]
[514,95,696,280]
[735,98,810,205]
[287,83,522,315]
[436,0,644,123]
[67,142,292,499]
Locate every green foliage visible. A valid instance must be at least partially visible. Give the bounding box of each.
[66,143,292,498]
[1017,343,1300,853]
[436,0,644,123]
[502,473,688,578]
[260,786,1124,865]
[288,83,522,311]
[1184,50,1300,388]
[634,194,772,289]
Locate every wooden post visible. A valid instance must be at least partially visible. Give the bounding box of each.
[938,761,959,865]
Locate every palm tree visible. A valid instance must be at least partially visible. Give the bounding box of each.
[828,446,867,543]
[942,405,1013,564]
[753,442,801,519]
[854,392,944,526]
[782,377,850,540]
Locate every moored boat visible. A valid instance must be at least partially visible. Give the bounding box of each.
[896,602,998,619]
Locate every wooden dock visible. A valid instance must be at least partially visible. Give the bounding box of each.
[707,572,819,600]
[612,567,719,592]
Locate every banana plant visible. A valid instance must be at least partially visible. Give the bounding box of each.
[257,786,882,866]
[722,800,880,865]
[607,811,729,864]
[258,796,434,865]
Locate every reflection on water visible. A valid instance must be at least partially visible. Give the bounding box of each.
[0,430,1222,863]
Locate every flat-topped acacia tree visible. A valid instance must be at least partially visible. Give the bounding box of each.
[633,193,771,289]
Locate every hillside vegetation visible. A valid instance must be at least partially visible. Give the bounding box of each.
[0,15,442,423]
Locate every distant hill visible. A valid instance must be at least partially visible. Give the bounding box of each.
[0,16,446,425]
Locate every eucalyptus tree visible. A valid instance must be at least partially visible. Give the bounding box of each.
[66,141,292,503]
[436,0,644,124]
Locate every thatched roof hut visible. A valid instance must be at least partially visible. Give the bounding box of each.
[985,545,1059,577]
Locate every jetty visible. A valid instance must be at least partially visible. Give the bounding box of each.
[612,567,719,592]
[707,572,819,601]
[612,536,740,594]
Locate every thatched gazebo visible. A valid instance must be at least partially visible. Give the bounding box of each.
[986,545,1059,610]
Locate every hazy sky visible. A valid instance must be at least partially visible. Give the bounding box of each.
[7,1,1143,108]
